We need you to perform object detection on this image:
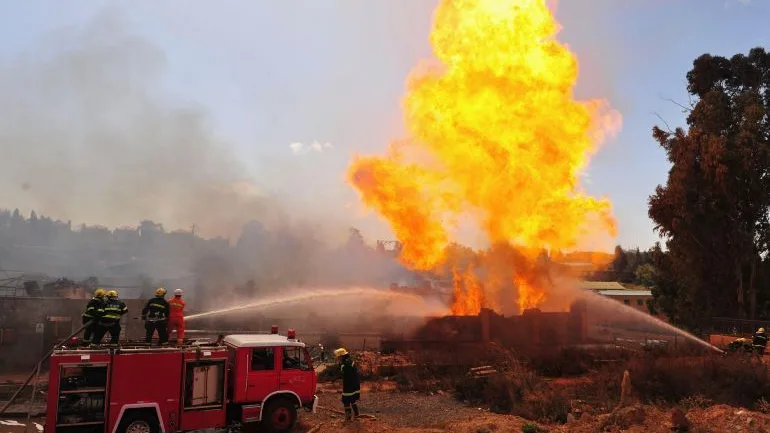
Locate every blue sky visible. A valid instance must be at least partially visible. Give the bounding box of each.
[0,0,767,250]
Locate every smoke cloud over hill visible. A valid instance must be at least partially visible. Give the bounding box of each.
[0,10,282,239]
[0,10,412,301]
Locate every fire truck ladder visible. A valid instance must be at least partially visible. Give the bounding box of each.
[0,321,92,415]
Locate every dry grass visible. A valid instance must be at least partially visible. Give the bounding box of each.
[320,344,770,426]
[626,353,770,408]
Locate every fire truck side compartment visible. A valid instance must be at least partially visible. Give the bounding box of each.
[108,351,183,433]
[45,352,113,433]
[177,349,228,431]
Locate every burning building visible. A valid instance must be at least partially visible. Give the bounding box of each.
[383,301,589,354]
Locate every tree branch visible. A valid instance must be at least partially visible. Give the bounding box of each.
[658,93,694,113]
[652,112,674,134]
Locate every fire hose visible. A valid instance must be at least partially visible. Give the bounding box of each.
[0,321,91,415]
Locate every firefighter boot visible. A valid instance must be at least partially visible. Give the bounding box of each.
[344,406,353,422]
[352,403,360,418]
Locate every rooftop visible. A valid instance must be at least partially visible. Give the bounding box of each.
[578,281,627,291]
[223,334,306,348]
[598,289,653,297]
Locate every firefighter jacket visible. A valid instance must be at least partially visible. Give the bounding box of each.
[100,299,128,325]
[82,297,105,320]
[168,296,185,319]
[754,332,768,347]
[142,296,170,322]
[340,356,361,397]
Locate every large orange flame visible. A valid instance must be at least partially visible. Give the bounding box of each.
[347,0,620,315]
[451,265,485,316]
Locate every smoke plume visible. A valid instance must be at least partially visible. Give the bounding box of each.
[0,10,415,305]
[0,10,280,239]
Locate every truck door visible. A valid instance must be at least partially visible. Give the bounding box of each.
[245,347,279,402]
[278,347,314,401]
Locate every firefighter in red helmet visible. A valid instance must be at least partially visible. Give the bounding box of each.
[168,288,186,345]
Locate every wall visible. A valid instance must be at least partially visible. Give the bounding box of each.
[383,301,588,353]
[604,295,653,313]
[0,297,145,373]
[484,302,588,349]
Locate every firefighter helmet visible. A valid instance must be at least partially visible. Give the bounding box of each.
[174,288,183,296]
[334,348,349,358]
[106,290,118,299]
[156,287,167,297]
[759,328,766,334]
[94,288,106,298]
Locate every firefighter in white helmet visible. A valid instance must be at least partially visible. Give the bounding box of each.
[168,288,186,345]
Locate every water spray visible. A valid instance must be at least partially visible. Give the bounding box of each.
[577,289,723,354]
[185,287,444,321]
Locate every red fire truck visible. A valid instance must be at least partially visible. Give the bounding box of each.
[44,328,318,433]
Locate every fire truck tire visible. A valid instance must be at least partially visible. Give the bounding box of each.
[117,412,161,433]
[262,399,297,433]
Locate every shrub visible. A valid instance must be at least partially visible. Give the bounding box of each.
[756,397,770,414]
[627,353,770,407]
[453,363,571,424]
[454,367,538,414]
[526,347,629,378]
[680,394,713,410]
[520,388,571,424]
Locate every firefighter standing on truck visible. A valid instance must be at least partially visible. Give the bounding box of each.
[93,290,128,346]
[167,288,186,345]
[334,347,361,421]
[142,287,170,345]
[81,288,106,346]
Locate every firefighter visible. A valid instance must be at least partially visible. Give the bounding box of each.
[93,290,128,346]
[167,288,186,345]
[334,347,360,421]
[753,327,768,355]
[142,287,170,345]
[81,288,106,346]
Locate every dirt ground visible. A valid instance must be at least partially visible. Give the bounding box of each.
[296,385,770,433]
[3,385,770,433]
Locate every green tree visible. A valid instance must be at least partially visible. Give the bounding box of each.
[612,245,628,274]
[634,263,657,287]
[648,47,770,324]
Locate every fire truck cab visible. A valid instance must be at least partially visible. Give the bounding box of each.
[45,329,318,433]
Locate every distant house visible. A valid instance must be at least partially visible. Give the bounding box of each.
[578,281,654,314]
[578,281,627,291]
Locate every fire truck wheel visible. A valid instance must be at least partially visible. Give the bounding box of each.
[262,399,297,433]
[118,412,160,433]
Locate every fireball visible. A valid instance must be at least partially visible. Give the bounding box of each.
[348,0,620,315]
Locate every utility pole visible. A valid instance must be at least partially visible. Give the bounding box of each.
[191,223,196,237]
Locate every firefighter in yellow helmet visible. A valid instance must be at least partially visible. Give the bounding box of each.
[92,290,127,346]
[81,288,106,346]
[753,328,768,355]
[335,348,361,421]
[142,287,170,345]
